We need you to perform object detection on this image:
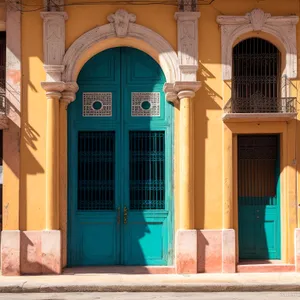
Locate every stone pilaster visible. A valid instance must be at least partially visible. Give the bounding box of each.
[175,11,200,81]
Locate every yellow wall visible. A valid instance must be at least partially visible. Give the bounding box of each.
[19,0,300,263]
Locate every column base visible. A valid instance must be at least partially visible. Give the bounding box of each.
[222,229,236,273]
[1,230,61,275]
[198,229,236,273]
[295,228,300,272]
[175,229,197,274]
[1,230,21,275]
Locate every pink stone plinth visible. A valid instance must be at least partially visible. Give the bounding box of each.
[295,228,300,272]
[20,230,62,275]
[175,229,197,274]
[222,229,236,273]
[1,230,21,276]
[20,231,42,274]
[198,230,222,273]
[41,230,61,274]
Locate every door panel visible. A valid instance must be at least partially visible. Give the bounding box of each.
[123,130,169,265]
[68,47,173,267]
[238,135,280,260]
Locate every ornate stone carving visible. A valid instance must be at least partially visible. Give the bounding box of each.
[178,0,197,12]
[61,82,79,105]
[248,8,270,31]
[108,9,136,38]
[62,10,180,84]
[43,0,64,12]
[41,12,68,81]
[175,12,200,81]
[217,9,299,80]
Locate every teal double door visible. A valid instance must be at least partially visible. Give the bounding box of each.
[68,47,173,266]
[238,134,281,260]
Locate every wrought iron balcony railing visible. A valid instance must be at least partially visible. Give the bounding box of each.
[224,96,296,114]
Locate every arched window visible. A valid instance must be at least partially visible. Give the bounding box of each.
[232,38,281,113]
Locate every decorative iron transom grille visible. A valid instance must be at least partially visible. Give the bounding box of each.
[130,131,165,210]
[77,131,115,210]
[238,135,278,206]
[232,38,281,113]
[83,92,112,117]
[131,92,160,117]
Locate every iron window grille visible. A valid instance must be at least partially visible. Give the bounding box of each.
[224,38,296,114]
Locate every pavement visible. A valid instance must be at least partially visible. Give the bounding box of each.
[0,272,300,293]
[1,292,300,300]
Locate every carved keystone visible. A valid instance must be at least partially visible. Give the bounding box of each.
[108,9,136,38]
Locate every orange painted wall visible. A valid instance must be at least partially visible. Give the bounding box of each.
[19,0,300,239]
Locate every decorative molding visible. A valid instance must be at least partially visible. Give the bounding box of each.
[41,81,65,96]
[61,82,79,105]
[175,12,200,81]
[44,65,65,82]
[178,0,197,12]
[217,9,299,80]
[83,92,112,117]
[62,10,180,84]
[222,112,297,122]
[41,12,68,81]
[164,81,201,102]
[43,0,64,12]
[131,92,160,117]
[164,83,178,103]
[108,9,136,37]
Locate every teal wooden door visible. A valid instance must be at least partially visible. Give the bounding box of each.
[67,47,173,267]
[238,135,281,260]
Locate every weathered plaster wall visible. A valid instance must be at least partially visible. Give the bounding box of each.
[19,0,300,266]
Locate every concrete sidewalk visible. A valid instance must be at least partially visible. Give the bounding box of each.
[0,273,300,293]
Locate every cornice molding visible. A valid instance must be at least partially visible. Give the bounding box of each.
[217,8,299,80]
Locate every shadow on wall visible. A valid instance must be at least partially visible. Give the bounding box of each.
[18,75,45,232]
[20,232,58,275]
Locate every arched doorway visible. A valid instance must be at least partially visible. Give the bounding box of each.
[234,38,281,260]
[67,47,173,267]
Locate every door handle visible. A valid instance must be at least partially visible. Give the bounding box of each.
[124,206,128,224]
[117,206,120,224]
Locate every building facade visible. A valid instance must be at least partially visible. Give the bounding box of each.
[0,0,300,275]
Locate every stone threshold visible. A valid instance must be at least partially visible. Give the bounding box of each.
[237,260,295,273]
[63,266,176,275]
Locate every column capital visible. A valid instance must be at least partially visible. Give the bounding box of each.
[164,81,201,102]
[61,82,79,106]
[44,64,65,82]
[41,81,65,100]
[175,11,200,20]
[40,11,68,20]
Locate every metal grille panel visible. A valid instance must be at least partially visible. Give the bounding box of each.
[232,38,281,113]
[130,131,165,210]
[131,92,160,117]
[238,135,278,206]
[77,131,115,210]
[83,92,112,117]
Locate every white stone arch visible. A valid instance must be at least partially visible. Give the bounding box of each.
[62,10,180,84]
[217,9,299,80]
